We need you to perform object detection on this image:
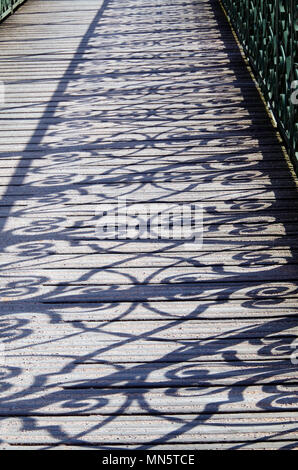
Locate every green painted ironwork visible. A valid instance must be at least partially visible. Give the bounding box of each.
[221,0,298,169]
[0,0,26,22]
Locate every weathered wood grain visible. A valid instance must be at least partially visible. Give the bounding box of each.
[2,266,298,283]
[0,0,297,449]
[1,298,297,319]
[2,358,298,386]
[1,443,296,450]
[1,281,298,301]
[1,249,297,266]
[0,385,297,415]
[2,316,298,338]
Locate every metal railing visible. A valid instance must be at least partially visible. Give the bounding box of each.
[221,0,298,169]
[0,0,26,22]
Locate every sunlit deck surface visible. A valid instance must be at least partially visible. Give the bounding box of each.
[0,0,297,450]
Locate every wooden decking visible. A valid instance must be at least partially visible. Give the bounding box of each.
[0,0,297,450]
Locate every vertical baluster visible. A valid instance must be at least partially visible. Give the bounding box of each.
[221,0,297,169]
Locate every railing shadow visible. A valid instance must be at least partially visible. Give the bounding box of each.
[0,0,297,449]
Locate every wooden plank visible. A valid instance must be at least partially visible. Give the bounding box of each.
[1,249,297,266]
[2,203,298,216]
[0,118,271,128]
[0,152,287,163]
[1,170,295,183]
[2,319,297,343]
[2,222,294,238]
[0,161,290,171]
[0,0,297,449]
[1,414,297,444]
[2,443,296,450]
[0,385,297,415]
[4,338,294,362]
[1,189,297,202]
[1,298,297,319]
[2,237,298,254]
[2,266,298,284]
[1,281,295,302]
[1,211,297,224]
[2,358,297,387]
[1,175,296,186]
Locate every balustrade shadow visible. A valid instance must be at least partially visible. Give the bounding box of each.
[0,0,297,449]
